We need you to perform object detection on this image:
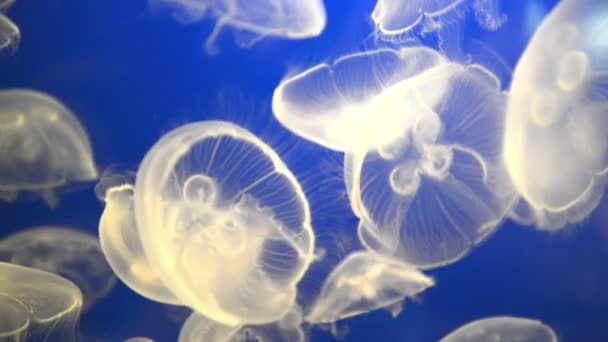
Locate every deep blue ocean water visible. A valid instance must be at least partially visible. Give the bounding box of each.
[1,0,608,341]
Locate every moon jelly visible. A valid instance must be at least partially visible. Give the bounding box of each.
[134,121,315,326]
[504,0,608,230]
[440,316,558,342]
[0,13,19,55]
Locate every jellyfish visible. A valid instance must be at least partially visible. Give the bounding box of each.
[0,262,83,341]
[345,61,516,268]
[439,316,557,342]
[0,0,15,12]
[371,0,506,40]
[272,47,451,153]
[306,250,433,324]
[134,120,315,326]
[0,226,116,311]
[0,13,19,54]
[151,0,326,54]
[504,0,608,231]
[0,90,98,207]
[97,180,180,305]
[124,338,155,342]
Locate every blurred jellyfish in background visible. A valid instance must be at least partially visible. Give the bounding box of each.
[150,0,327,54]
[371,0,506,42]
[0,0,15,12]
[0,90,98,207]
[0,227,117,312]
[0,12,19,56]
[0,262,83,342]
[306,250,434,324]
[439,316,558,342]
[124,338,155,342]
[504,0,608,231]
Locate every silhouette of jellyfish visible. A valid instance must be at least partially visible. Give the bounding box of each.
[504,0,608,231]
[439,316,557,342]
[134,121,315,326]
[97,179,180,305]
[0,262,83,342]
[345,62,516,269]
[306,250,433,324]
[151,0,326,54]
[0,13,19,55]
[272,47,450,152]
[0,90,98,207]
[0,227,116,312]
[371,0,506,41]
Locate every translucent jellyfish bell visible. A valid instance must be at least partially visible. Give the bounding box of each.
[504,0,608,230]
[0,226,116,311]
[306,250,434,324]
[345,62,516,268]
[135,121,315,326]
[0,90,98,206]
[0,293,29,341]
[153,0,326,54]
[0,262,83,341]
[272,47,450,152]
[0,13,19,54]
[440,316,558,342]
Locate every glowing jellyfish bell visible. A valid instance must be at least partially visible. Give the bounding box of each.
[440,316,558,342]
[504,0,608,230]
[0,90,98,207]
[0,226,116,312]
[0,13,19,55]
[152,0,326,54]
[135,121,315,326]
[306,250,433,324]
[346,61,516,269]
[272,47,450,152]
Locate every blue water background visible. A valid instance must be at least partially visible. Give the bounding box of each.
[1,0,608,341]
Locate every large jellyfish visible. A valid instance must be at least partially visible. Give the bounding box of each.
[306,250,433,324]
[132,121,314,326]
[371,0,506,40]
[0,90,98,207]
[0,226,116,311]
[151,0,326,54]
[0,262,83,341]
[345,60,515,268]
[272,47,450,152]
[504,0,608,231]
[0,12,19,55]
[439,316,558,342]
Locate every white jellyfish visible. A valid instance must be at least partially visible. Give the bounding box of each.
[0,13,19,54]
[439,316,558,342]
[0,90,98,207]
[151,0,326,54]
[0,226,116,311]
[0,0,15,12]
[306,250,433,324]
[345,61,516,268]
[124,338,156,342]
[504,0,608,230]
[272,47,450,152]
[132,121,315,326]
[371,0,506,40]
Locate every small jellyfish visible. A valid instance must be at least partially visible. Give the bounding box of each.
[0,0,15,12]
[371,0,505,40]
[134,121,315,326]
[0,90,98,207]
[345,61,516,268]
[439,316,557,342]
[124,338,156,342]
[0,226,116,311]
[98,179,180,305]
[272,47,450,152]
[151,0,326,54]
[0,262,83,342]
[0,13,19,55]
[306,250,434,324]
[504,0,608,230]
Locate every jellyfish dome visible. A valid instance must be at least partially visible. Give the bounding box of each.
[0,90,98,206]
[0,13,19,54]
[272,47,450,152]
[153,0,326,54]
[504,0,608,230]
[345,62,516,269]
[134,120,315,326]
[439,316,558,342]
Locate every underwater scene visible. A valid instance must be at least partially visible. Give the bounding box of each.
[1,0,607,341]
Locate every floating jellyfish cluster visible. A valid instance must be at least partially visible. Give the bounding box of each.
[1,0,606,341]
